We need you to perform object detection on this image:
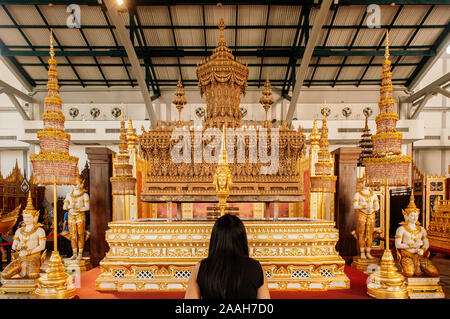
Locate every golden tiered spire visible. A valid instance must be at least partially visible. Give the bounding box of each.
[196,18,249,128]
[30,28,78,186]
[260,76,274,123]
[33,29,77,300]
[364,28,411,300]
[385,30,390,59]
[319,102,330,151]
[49,28,54,59]
[402,191,419,216]
[110,103,136,196]
[173,76,187,123]
[309,119,321,148]
[23,192,38,216]
[127,119,138,151]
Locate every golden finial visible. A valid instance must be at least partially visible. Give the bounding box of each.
[22,192,39,217]
[321,100,330,119]
[220,124,227,164]
[121,103,124,122]
[127,118,138,150]
[385,30,390,59]
[402,190,420,220]
[218,17,226,32]
[173,76,187,122]
[49,28,55,59]
[309,119,321,146]
[218,17,226,41]
[259,76,274,122]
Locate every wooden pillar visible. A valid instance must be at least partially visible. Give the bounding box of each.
[167,201,173,221]
[85,147,115,267]
[176,202,182,220]
[331,147,361,263]
[264,202,271,220]
[273,201,279,221]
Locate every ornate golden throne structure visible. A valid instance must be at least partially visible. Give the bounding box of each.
[96,19,349,292]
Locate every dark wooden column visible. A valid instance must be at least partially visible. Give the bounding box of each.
[86,147,115,267]
[331,147,361,263]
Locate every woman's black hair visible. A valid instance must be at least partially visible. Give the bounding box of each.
[200,214,249,299]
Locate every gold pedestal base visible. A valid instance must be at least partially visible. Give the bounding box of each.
[351,256,380,274]
[0,277,39,299]
[63,257,92,274]
[367,250,408,299]
[406,277,445,299]
[96,219,350,292]
[35,251,76,299]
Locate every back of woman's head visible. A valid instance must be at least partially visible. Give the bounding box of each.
[200,214,249,298]
[208,214,249,258]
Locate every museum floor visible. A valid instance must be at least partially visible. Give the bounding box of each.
[68,253,449,299]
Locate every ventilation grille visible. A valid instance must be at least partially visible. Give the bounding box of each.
[291,270,311,279]
[173,270,191,279]
[136,271,154,279]
[0,136,17,140]
[320,269,334,278]
[113,270,125,278]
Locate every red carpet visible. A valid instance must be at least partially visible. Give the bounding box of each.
[76,266,372,299]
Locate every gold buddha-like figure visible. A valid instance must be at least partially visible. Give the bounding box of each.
[352,174,380,260]
[63,176,90,260]
[1,193,46,280]
[395,193,439,277]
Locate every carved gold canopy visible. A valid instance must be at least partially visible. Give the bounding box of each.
[139,19,305,202]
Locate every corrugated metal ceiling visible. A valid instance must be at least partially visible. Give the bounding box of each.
[0,2,447,90]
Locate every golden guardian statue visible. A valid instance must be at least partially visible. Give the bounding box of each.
[1,193,46,280]
[352,175,380,261]
[63,176,89,260]
[395,193,439,277]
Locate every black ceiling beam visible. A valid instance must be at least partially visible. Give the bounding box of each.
[202,4,207,53]
[356,4,403,87]
[406,22,450,88]
[0,24,446,30]
[308,6,338,87]
[167,5,183,83]
[100,4,134,88]
[331,9,367,87]
[285,6,311,94]
[20,62,420,67]
[3,44,434,50]
[34,4,85,87]
[32,78,410,85]
[3,48,435,57]
[258,3,271,88]
[281,6,305,97]
[133,7,160,96]
[1,5,48,73]
[1,0,449,5]
[391,4,434,73]
[285,7,311,95]
[0,38,35,88]
[135,9,160,96]
[234,5,239,49]
[78,27,110,87]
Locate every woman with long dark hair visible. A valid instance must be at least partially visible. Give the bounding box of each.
[185,214,270,299]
